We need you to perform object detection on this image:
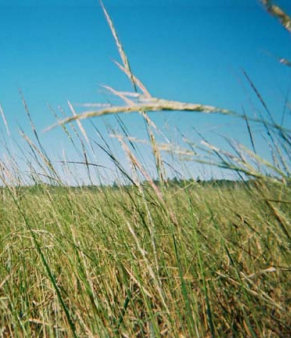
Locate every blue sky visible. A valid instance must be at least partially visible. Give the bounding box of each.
[0,0,290,183]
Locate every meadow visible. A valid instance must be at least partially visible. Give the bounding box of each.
[0,1,290,337]
[0,178,290,336]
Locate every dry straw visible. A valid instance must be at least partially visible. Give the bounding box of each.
[260,0,291,33]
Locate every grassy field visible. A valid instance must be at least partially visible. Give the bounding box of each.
[0,1,291,336]
[0,179,290,336]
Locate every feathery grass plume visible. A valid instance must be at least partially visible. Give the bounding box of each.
[99,1,167,182]
[67,100,90,146]
[104,85,166,181]
[44,92,242,185]
[1,1,290,336]
[242,70,275,123]
[279,57,291,67]
[145,117,166,183]
[44,98,235,131]
[114,60,152,98]
[263,49,291,69]
[99,0,137,92]
[242,107,257,155]
[102,85,135,106]
[19,89,48,157]
[48,104,82,157]
[19,130,61,183]
[0,104,10,136]
[242,70,291,172]
[113,133,163,201]
[260,0,291,33]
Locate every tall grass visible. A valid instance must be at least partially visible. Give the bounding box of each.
[0,1,290,336]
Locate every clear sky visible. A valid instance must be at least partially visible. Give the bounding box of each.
[0,0,290,183]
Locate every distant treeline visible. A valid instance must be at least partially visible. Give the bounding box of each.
[0,178,262,195]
